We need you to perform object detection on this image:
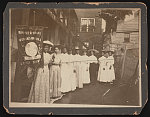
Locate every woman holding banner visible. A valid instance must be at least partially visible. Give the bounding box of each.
[28,40,53,103]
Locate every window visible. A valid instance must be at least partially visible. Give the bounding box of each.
[80,18,95,32]
[124,33,130,43]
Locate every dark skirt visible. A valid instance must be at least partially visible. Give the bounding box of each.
[89,63,98,83]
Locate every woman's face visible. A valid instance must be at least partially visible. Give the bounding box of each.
[83,51,87,55]
[55,47,60,54]
[76,50,80,54]
[63,48,67,53]
[68,50,72,55]
[109,52,112,56]
[105,52,109,58]
[91,51,94,55]
[44,45,49,53]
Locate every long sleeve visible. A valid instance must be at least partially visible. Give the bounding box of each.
[51,54,61,65]
[111,57,114,65]
[43,53,51,65]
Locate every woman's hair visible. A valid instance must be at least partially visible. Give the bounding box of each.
[62,46,67,50]
[43,43,50,47]
[54,45,61,50]
[90,51,95,54]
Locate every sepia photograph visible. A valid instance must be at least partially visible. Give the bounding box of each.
[3,2,148,115]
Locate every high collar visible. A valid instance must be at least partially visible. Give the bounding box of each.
[82,55,87,56]
[43,52,48,54]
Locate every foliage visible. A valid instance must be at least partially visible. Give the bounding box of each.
[99,10,133,34]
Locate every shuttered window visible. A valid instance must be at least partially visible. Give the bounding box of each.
[124,33,130,43]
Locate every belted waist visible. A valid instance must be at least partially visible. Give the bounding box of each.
[52,64,60,66]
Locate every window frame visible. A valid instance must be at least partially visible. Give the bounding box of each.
[124,32,130,43]
[80,18,95,32]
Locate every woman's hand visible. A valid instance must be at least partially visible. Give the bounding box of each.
[27,67,34,80]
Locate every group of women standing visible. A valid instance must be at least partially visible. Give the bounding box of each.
[97,50,115,83]
[28,40,115,103]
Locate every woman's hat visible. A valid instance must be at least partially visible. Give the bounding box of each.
[75,46,80,50]
[101,50,108,54]
[43,40,54,46]
[61,45,67,49]
[102,50,106,52]
[54,44,62,49]
[82,46,87,50]
[108,50,114,53]
[88,49,99,53]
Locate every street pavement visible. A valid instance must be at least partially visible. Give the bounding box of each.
[54,80,139,106]
[54,82,111,105]
[11,77,139,106]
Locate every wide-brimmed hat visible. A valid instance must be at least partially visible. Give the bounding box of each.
[101,49,106,52]
[82,46,87,50]
[43,40,54,46]
[54,44,62,49]
[75,46,80,50]
[88,49,99,53]
[108,50,114,53]
[61,45,68,49]
[101,50,109,54]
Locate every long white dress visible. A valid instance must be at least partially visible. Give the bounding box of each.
[74,54,83,88]
[28,52,52,103]
[97,56,107,82]
[60,53,72,93]
[68,54,77,91]
[81,55,90,84]
[107,56,115,82]
[49,53,62,98]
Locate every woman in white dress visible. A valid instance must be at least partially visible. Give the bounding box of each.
[81,50,90,84]
[108,51,115,83]
[28,41,53,103]
[60,47,72,93]
[97,51,107,82]
[74,46,83,88]
[68,48,77,91]
[49,45,62,98]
